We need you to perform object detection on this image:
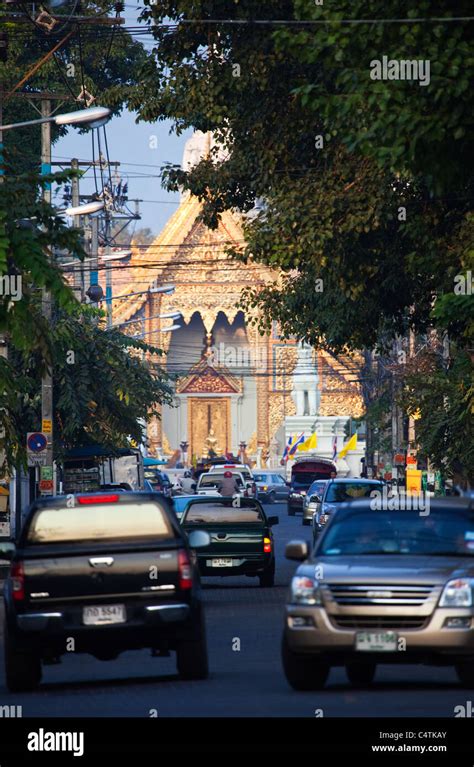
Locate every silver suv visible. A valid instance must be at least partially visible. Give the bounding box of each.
[283,498,474,690]
[311,478,384,541]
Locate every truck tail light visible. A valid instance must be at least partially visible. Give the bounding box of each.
[78,494,119,504]
[178,550,192,590]
[263,537,272,553]
[11,561,25,601]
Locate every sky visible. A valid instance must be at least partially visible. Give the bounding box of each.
[54,4,193,236]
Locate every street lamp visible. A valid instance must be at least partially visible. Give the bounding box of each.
[0,106,112,133]
[133,324,181,338]
[150,285,175,295]
[108,312,181,331]
[101,286,176,302]
[65,201,104,217]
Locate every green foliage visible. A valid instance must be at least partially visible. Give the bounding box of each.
[1,301,173,471]
[402,350,474,483]
[0,174,172,474]
[132,0,473,351]
[1,1,147,174]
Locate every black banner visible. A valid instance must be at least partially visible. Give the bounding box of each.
[0,717,472,762]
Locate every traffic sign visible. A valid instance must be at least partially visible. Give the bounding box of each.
[27,454,47,467]
[27,433,47,453]
[39,479,54,493]
[42,419,52,434]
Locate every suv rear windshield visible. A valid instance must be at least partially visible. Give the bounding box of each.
[325,482,383,503]
[308,481,327,498]
[184,503,263,524]
[27,502,172,544]
[320,510,474,556]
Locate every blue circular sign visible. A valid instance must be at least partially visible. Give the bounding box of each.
[27,433,47,453]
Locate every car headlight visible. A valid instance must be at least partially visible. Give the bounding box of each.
[290,576,322,605]
[439,579,473,607]
[262,485,268,491]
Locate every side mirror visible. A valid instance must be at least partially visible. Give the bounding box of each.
[267,516,279,526]
[0,541,15,561]
[285,540,309,561]
[187,530,211,549]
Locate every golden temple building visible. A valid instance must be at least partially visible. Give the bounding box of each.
[112,134,365,469]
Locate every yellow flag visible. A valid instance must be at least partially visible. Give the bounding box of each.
[297,436,310,452]
[297,432,318,452]
[339,432,357,458]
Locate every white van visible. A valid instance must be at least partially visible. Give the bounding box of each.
[196,471,257,498]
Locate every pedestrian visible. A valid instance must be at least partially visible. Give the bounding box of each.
[330,470,337,480]
[180,471,196,494]
[218,471,239,496]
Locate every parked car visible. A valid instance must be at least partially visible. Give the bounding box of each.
[254,472,290,504]
[196,471,257,498]
[302,479,329,526]
[3,491,210,691]
[311,478,385,543]
[283,497,474,690]
[287,456,337,516]
[181,497,278,587]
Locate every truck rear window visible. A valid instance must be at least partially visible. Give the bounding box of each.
[184,503,263,524]
[27,502,172,544]
[199,474,244,488]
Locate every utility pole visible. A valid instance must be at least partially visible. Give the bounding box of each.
[70,157,82,296]
[89,215,99,295]
[40,97,54,496]
[104,214,113,328]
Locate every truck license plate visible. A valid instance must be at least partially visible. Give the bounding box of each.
[210,558,233,567]
[356,631,397,652]
[83,604,126,625]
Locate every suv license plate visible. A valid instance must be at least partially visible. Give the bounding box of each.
[355,631,397,652]
[210,558,233,567]
[83,604,126,626]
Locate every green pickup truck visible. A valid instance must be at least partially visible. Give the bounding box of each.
[181,497,278,587]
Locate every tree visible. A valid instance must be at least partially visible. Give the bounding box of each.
[0,174,172,474]
[130,0,472,351]
[1,1,147,174]
[128,0,473,480]
[2,298,173,472]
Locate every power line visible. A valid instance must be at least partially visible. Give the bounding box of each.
[165,17,474,26]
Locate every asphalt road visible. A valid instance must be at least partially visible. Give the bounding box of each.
[0,502,469,717]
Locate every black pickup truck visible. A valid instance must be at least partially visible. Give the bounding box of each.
[3,491,210,691]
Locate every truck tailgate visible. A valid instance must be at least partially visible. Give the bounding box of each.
[21,545,181,604]
[186,524,265,557]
